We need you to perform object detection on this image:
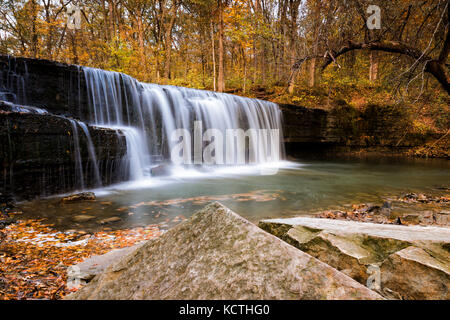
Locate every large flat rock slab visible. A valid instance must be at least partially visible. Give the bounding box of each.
[260,217,450,243]
[259,217,450,299]
[66,203,381,300]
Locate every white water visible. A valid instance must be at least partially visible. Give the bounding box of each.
[77,121,102,187]
[82,67,285,184]
[0,56,27,105]
[68,119,85,189]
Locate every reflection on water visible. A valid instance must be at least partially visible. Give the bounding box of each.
[17,158,450,231]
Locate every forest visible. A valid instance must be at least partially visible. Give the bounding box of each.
[0,1,448,94]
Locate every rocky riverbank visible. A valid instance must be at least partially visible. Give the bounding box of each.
[259,216,449,300]
[315,190,449,227]
[65,202,448,300]
[1,189,448,300]
[66,202,382,300]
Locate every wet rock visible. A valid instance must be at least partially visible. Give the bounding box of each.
[0,193,15,209]
[72,215,96,223]
[99,217,121,225]
[367,205,380,213]
[0,206,14,229]
[398,193,448,204]
[435,211,450,226]
[382,201,392,209]
[66,202,381,300]
[379,207,391,217]
[418,211,436,225]
[259,217,450,299]
[401,214,421,225]
[61,192,96,203]
[380,246,450,300]
[0,217,14,229]
[150,164,172,177]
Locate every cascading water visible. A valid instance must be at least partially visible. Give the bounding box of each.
[77,121,102,187]
[82,67,285,182]
[1,59,285,193]
[0,56,27,105]
[68,119,85,189]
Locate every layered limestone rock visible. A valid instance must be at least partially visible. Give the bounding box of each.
[380,246,449,300]
[67,242,146,288]
[0,55,90,118]
[0,112,127,200]
[66,203,382,300]
[259,217,450,299]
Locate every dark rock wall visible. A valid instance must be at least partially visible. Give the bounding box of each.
[0,113,127,200]
[0,56,131,200]
[0,112,127,200]
[280,102,431,158]
[0,55,89,119]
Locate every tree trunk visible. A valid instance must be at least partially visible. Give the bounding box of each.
[288,69,298,94]
[211,21,216,91]
[217,1,225,92]
[164,8,177,81]
[31,0,38,58]
[369,51,378,81]
[108,0,115,40]
[309,58,316,87]
[71,30,79,65]
[243,47,247,93]
[164,31,173,80]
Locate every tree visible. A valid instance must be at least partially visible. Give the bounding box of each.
[290,0,450,94]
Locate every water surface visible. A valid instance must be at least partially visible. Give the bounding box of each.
[18,158,449,231]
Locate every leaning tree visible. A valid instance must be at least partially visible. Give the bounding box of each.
[289,0,450,95]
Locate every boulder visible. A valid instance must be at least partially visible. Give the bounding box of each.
[380,246,449,300]
[259,217,450,299]
[259,219,410,284]
[66,202,381,300]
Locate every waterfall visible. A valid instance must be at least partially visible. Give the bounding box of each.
[1,59,284,189]
[77,121,102,187]
[82,67,284,182]
[68,119,85,189]
[0,56,28,105]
